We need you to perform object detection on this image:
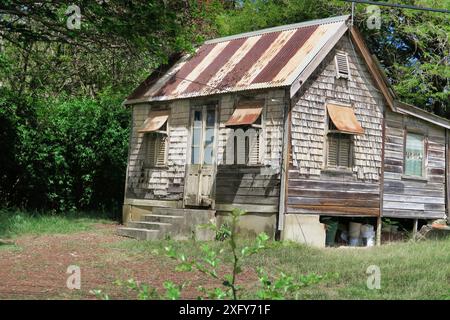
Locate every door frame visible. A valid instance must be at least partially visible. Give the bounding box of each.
[184,102,219,208]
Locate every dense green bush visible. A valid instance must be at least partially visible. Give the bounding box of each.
[0,88,130,215]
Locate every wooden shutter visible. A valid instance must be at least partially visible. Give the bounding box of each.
[155,135,167,167]
[145,135,156,167]
[339,135,351,167]
[327,133,351,168]
[145,134,167,167]
[248,131,260,165]
[327,135,338,167]
[335,53,351,79]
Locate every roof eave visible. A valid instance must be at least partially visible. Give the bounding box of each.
[395,101,450,129]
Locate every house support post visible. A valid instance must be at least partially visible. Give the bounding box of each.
[376,216,382,246]
[412,219,419,239]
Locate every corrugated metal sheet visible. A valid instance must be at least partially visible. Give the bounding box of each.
[138,110,169,133]
[126,15,350,104]
[225,100,264,126]
[327,104,364,135]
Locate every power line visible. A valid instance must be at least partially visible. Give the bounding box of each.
[341,0,450,14]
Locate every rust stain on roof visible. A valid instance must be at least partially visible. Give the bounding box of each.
[138,110,169,133]
[327,104,364,134]
[126,15,350,103]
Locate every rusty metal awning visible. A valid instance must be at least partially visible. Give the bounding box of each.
[138,110,169,133]
[225,100,263,126]
[327,104,364,134]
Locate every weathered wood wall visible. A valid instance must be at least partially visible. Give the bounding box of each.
[125,89,285,213]
[215,90,285,212]
[382,109,447,219]
[287,35,385,217]
[126,100,190,201]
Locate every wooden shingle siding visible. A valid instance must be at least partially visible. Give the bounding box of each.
[288,36,384,216]
[383,108,447,219]
[126,100,190,200]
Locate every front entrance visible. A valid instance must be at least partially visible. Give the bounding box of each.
[184,105,217,207]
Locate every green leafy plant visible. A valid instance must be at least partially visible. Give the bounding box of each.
[93,208,329,300]
[165,209,326,300]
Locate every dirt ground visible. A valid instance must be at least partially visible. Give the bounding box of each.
[0,224,256,300]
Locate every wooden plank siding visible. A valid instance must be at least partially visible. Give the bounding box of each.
[287,35,385,217]
[382,108,447,219]
[215,90,285,212]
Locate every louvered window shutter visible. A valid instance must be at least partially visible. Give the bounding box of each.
[145,134,167,167]
[247,131,260,165]
[335,53,350,79]
[327,135,338,167]
[145,135,156,167]
[328,133,351,168]
[338,135,351,167]
[155,135,167,167]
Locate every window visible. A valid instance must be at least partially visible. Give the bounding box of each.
[404,132,425,177]
[335,52,351,79]
[325,103,364,169]
[327,132,351,168]
[139,110,169,168]
[145,133,167,168]
[225,99,264,165]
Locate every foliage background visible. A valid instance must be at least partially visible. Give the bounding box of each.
[0,0,448,215]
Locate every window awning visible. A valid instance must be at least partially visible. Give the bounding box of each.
[138,110,169,133]
[225,100,264,126]
[327,104,364,134]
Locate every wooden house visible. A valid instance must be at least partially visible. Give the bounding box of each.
[118,15,449,244]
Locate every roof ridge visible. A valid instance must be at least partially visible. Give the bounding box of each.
[204,15,350,45]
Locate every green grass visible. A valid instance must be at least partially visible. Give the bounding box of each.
[0,208,115,238]
[110,237,450,300]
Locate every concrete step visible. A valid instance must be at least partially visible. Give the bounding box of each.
[142,214,185,223]
[117,227,160,240]
[152,207,216,216]
[127,221,172,230]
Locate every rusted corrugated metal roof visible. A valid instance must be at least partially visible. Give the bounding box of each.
[126,15,350,104]
[138,110,169,133]
[225,100,264,126]
[327,104,364,135]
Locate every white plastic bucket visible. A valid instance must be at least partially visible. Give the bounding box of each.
[361,224,374,238]
[366,237,375,247]
[362,230,375,247]
[349,222,362,238]
[349,237,360,246]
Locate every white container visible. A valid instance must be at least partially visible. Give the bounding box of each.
[349,222,362,238]
[361,224,374,238]
[366,237,375,247]
[349,237,360,246]
[362,230,375,247]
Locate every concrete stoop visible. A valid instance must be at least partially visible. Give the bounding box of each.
[117,207,216,241]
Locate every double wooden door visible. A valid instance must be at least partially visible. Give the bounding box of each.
[184,105,217,207]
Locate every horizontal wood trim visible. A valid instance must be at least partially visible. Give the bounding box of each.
[124,198,180,208]
[383,209,446,219]
[215,203,278,213]
[287,205,379,216]
[216,195,279,205]
[288,189,379,200]
[215,187,280,197]
[288,179,379,192]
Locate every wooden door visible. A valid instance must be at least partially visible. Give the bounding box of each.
[184,106,217,207]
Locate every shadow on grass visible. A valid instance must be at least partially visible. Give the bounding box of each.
[0,208,116,239]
